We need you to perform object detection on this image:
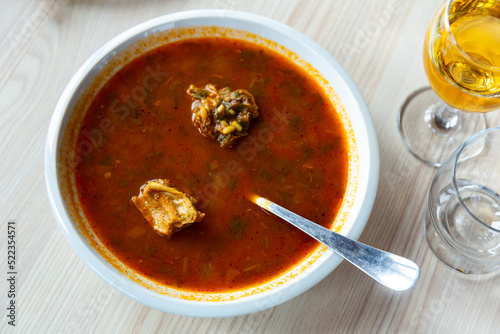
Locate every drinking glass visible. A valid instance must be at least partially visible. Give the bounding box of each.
[425,127,500,274]
[398,0,500,166]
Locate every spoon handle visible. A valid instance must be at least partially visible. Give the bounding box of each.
[255,197,420,291]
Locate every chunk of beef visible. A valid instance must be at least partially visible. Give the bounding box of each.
[187,84,259,148]
[132,179,204,237]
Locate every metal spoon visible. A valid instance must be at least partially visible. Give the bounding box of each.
[252,196,420,291]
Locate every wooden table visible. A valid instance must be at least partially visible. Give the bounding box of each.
[2,0,500,333]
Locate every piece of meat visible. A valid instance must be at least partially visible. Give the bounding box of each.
[132,179,204,237]
[187,84,259,148]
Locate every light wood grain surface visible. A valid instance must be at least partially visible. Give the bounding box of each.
[2,0,500,333]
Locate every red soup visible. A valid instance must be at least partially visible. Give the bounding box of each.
[72,37,349,292]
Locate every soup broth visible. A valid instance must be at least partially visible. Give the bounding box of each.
[73,37,348,292]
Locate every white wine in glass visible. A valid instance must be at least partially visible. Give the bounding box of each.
[398,0,500,166]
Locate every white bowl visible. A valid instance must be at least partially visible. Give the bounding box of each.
[45,10,378,318]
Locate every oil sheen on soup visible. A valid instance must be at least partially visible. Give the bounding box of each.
[73,37,349,292]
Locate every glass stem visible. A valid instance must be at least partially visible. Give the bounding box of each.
[435,104,459,130]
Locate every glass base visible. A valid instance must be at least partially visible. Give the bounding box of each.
[398,87,487,167]
[424,209,500,275]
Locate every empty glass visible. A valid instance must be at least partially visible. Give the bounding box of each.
[425,127,500,274]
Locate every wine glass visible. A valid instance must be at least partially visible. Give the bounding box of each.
[398,0,500,167]
[425,127,500,274]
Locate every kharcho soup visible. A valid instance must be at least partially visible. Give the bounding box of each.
[69,36,349,293]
